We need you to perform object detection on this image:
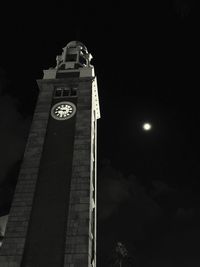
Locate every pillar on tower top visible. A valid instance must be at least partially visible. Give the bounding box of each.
[44,41,95,79]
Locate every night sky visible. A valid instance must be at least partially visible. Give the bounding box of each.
[0,1,200,266]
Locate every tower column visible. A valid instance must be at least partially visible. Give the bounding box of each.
[0,41,100,267]
[64,79,93,266]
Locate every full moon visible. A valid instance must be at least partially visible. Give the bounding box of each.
[143,123,152,131]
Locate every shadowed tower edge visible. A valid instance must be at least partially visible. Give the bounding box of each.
[0,41,100,267]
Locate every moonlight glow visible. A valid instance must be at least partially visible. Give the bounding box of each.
[143,123,152,131]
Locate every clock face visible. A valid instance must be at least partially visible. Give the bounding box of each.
[51,101,76,120]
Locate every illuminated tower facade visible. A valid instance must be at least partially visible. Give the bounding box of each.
[0,41,100,267]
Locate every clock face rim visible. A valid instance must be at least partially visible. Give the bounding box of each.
[51,101,76,121]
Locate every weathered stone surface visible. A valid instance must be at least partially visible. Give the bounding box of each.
[64,253,88,265]
[0,255,22,267]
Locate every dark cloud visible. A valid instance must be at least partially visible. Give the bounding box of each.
[150,180,176,197]
[0,95,30,185]
[98,160,200,266]
[173,0,194,18]
[98,160,163,266]
[0,68,7,95]
[0,88,31,215]
[146,219,200,267]
[98,159,161,223]
[174,207,200,223]
[0,71,30,213]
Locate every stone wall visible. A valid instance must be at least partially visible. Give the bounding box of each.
[0,77,97,267]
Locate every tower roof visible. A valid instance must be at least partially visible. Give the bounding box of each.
[66,41,88,53]
[43,41,94,79]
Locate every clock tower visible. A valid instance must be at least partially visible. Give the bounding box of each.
[0,41,100,267]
